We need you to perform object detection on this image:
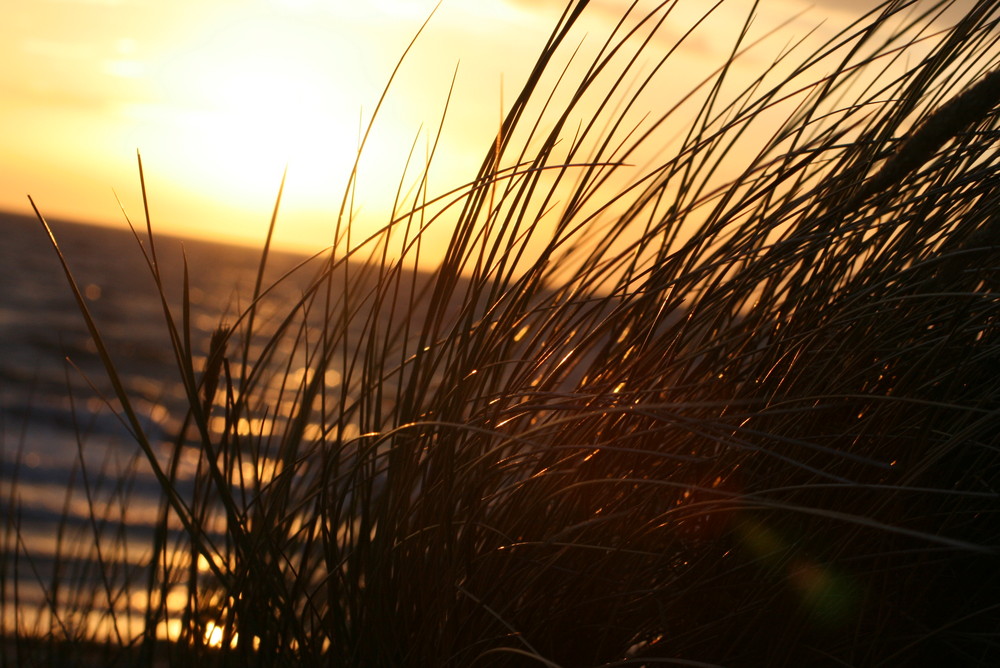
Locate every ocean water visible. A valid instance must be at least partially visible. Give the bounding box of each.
[0,210,330,638]
[2,205,510,645]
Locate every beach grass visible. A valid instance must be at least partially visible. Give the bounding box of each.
[5,0,1000,665]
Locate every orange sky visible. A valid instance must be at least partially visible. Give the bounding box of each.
[1,0,962,258]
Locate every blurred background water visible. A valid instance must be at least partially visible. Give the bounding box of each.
[0,210,323,638]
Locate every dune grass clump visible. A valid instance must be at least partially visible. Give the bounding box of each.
[5,0,1000,665]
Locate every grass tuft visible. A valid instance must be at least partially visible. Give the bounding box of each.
[5,0,1000,665]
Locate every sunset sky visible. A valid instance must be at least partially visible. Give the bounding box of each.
[1,0,967,256]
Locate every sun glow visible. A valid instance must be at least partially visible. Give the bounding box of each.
[3,0,568,253]
[130,18,366,209]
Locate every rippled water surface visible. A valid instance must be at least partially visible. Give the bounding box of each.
[0,211,328,636]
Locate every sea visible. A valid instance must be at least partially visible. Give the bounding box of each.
[0,209,330,640]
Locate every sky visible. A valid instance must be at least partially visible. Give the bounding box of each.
[0,0,970,257]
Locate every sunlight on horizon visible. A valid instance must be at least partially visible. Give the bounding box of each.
[2,0,559,255]
[0,0,938,258]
